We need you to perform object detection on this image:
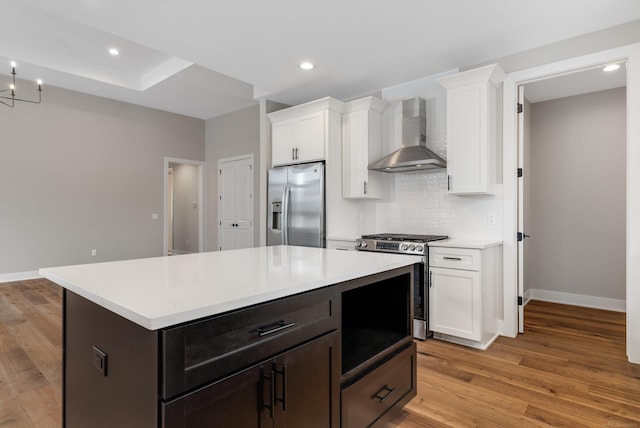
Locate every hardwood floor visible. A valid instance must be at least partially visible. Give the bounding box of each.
[0,279,62,427]
[390,300,640,427]
[1,280,639,427]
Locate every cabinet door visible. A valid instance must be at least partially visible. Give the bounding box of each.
[296,111,325,163]
[272,331,340,428]
[446,83,487,194]
[429,267,481,341]
[272,119,297,166]
[162,361,272,428]
[342,110,369,198]
[342,109,382,199]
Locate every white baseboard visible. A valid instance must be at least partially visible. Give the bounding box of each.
[433,332,500,350]
[527,288,625,312]
[523,289,534,306]
[0,271,41,283]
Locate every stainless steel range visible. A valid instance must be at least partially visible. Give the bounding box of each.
[355,233,448,340]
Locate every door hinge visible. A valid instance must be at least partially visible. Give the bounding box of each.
[219,221,221,226]
[517,103,523,114]
[517,168,523,178]
[518,296,523,306]
[517,232,523,241]
[219,169,222,175]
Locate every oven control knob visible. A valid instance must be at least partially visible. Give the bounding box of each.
[400,244,409,251]
[361,241,367,248]
[409,245,416,251]
[416,245,424,252]
[355,241,361,248]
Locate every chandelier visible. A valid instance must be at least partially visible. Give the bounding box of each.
[1,61,43,108]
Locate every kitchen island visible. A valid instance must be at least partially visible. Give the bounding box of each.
[40,245,421,427]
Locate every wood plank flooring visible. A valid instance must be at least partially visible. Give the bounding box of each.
[389,301,640,427]
[1,280,639,427]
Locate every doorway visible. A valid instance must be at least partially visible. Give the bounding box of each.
[502,42,640,364]
[517,65,627,332]
[164,157,205,256]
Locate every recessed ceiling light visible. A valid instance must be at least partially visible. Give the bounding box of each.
[603,64,620,72]
[109,48,120,56]
[300,62,314,70]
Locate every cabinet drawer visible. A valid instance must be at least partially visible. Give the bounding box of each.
[430,247,480,271]
[341,343,416,428]
[161,286,339,399]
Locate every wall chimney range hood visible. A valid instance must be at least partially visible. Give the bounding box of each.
[368,97,446,172]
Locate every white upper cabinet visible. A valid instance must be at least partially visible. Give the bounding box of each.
[268,97,344,166]
[342,96,386,199]
[436,64,505,195]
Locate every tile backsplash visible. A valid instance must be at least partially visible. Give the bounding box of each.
[364,171,502,240]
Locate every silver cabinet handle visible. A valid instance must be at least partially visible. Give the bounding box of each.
[363,181,368,195]
[257,320,296,337]
[429,271,433,287]
[447,175,452,191]
[291,147,295,160]
[443,256,462,261]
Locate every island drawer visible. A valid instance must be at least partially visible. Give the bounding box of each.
[341,342,416,428]
[161,286,339,399]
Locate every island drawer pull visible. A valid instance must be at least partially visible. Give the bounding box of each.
[443,256,462,261]
[372,385,396,403]
[257,321,296,337]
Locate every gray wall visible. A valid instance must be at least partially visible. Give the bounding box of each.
[205,104,260,250]
[526,88,626,299]
[170,163,200,253]
[471,19,640,73]
[523,97,533,294]
[0,84,204,274]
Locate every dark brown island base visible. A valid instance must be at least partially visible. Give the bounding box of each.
[43,247,418,427]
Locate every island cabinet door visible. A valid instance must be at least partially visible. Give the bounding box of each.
[161,361,272,428]
[272,330,340,428]
[161,331,340,428]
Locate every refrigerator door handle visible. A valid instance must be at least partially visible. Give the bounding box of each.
[282,185,290,245]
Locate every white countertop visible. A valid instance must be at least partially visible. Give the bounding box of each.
[39,246,420,330]
[428,239,503,249]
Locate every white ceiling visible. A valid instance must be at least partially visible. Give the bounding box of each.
[2,0,640,119]
[525,62,627,103]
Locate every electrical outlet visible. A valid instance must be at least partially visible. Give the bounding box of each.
[91,249,97,256]
[488,213,496,225]
[92,346,107,376]
[152,213,159,220]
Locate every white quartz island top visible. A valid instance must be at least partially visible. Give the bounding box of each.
[39,245,420,330]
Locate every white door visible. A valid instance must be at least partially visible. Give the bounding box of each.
[167,168,174,255]
[218,155,254,251]
[517,85,525,333]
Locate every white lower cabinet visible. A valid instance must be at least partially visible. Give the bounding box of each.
[429,267,481,341]
[428,241,502,349]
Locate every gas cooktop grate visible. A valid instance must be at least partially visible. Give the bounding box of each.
[360,233,448,243]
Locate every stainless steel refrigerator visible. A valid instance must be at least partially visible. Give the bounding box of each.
[267,162,325,248]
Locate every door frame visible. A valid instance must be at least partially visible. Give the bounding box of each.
[217,154,255,251]
[501,42,640,363]
[163,157,205,256]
